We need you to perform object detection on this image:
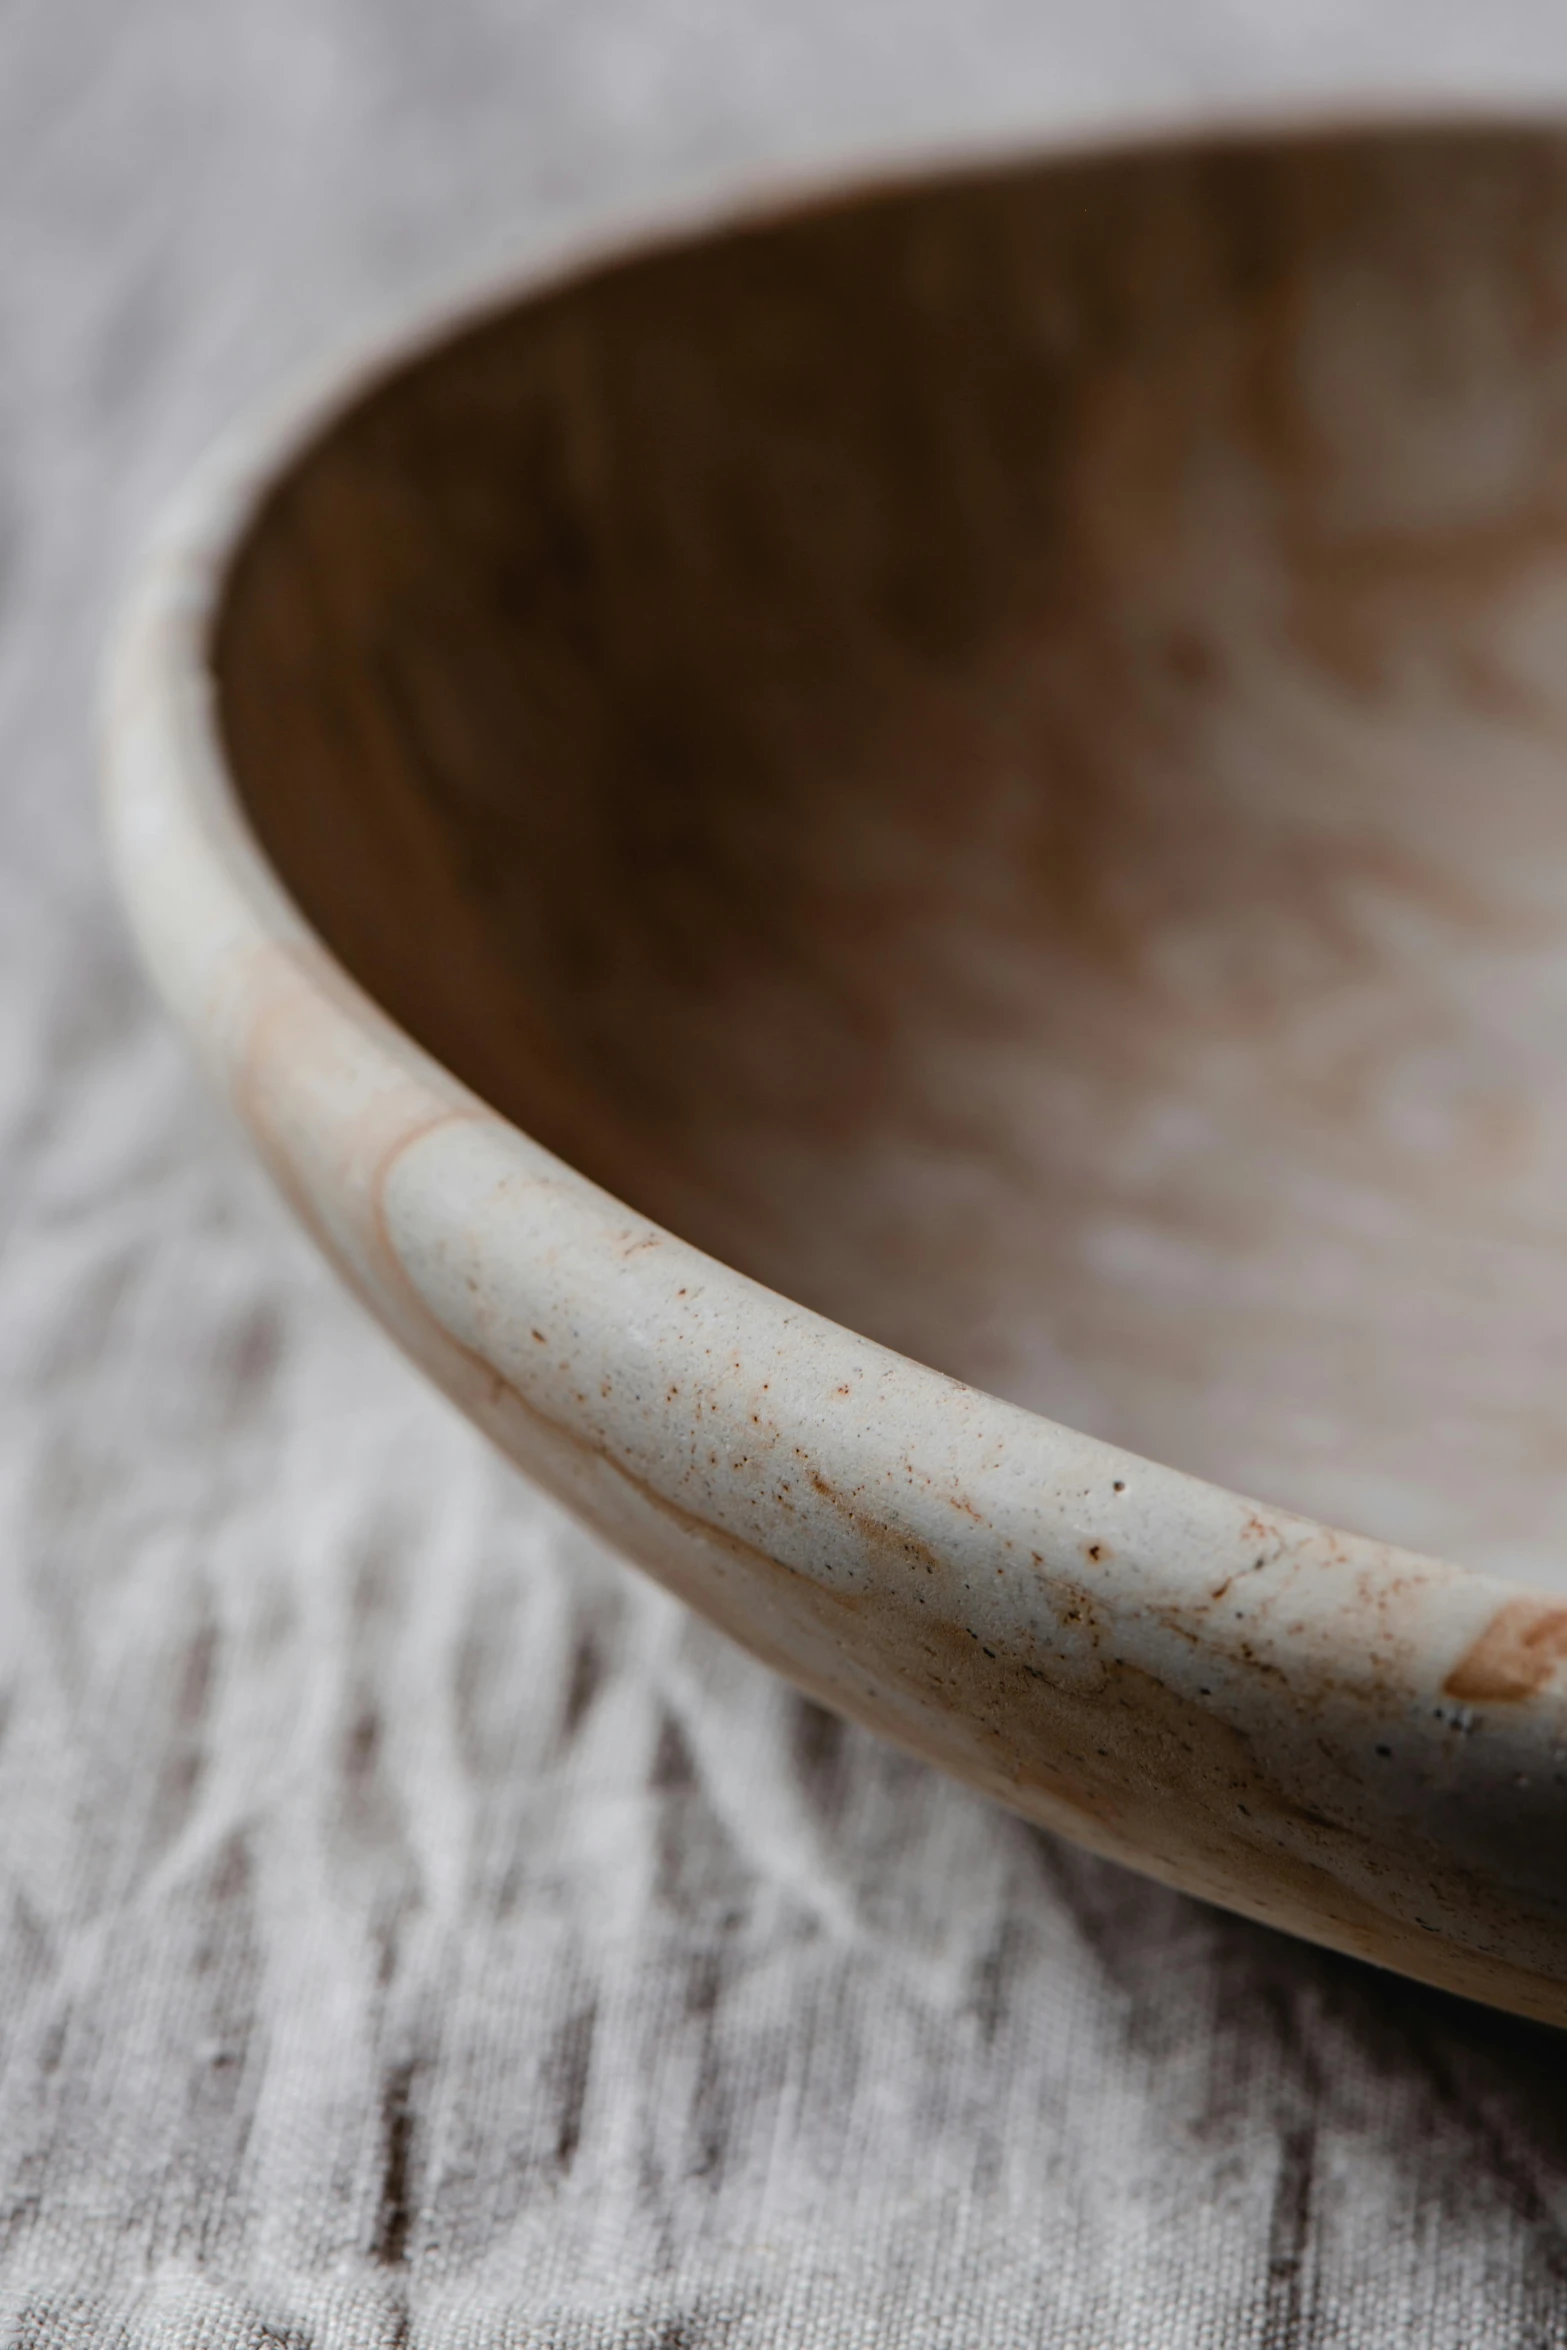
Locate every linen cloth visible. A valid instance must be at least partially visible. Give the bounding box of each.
[9,3,1567,2341]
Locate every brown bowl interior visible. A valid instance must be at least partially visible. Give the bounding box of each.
[215,124,1567,1586]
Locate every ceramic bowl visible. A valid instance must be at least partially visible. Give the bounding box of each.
[107,119,1567,2023]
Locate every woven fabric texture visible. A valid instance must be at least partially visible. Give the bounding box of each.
[8,2,1567,2341]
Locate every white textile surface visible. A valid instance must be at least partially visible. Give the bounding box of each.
[7,3,1567,2342]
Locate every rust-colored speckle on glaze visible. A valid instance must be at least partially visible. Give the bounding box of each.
[1445,1598,1567,1704]
[105,119,1567,2026]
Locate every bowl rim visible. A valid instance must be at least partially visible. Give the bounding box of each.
[101,103,1567,2023]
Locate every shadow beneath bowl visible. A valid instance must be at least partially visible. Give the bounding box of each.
[1021,1818,1567,2311]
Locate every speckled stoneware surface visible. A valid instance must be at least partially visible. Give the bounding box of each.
[107,119,1567,2025]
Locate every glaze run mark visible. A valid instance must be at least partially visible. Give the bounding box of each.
[804,1467,943,1576]
[1444,1598,1567,1704]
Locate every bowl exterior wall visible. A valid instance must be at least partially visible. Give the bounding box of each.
[103,163,1567,2026]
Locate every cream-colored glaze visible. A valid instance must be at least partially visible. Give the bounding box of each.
[106,122,1567,2022]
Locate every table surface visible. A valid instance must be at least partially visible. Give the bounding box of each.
[9,3,1567,2342]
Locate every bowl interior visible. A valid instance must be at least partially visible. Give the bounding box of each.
[216,124,1567,1586]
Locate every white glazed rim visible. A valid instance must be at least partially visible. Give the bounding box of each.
[99,102,1567,2020]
